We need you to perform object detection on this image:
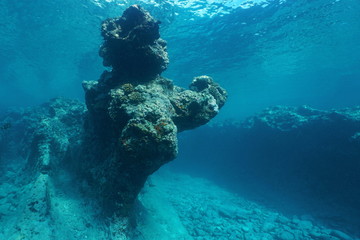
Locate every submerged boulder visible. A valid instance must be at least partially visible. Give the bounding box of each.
[82,5,227,215]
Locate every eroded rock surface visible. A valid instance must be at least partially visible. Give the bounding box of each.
[81,5,227,215]
[99,4,169,81]
[0,98,85,172]
[0,98,88,239]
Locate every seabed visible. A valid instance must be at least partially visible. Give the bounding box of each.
[0,157,357,240]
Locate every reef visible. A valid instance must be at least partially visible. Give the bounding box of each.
[81,4,227,215]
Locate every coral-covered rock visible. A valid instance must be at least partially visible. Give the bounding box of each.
[0,98,85,171]
[82,5,227,215]
[0,98,86,238]
[172,75,227,131]
[99,5,169,82]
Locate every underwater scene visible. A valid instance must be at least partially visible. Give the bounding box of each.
[0,0,359,239]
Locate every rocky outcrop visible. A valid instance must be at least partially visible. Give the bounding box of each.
[81,5,227,215]
[238,106,360,197]
[0,98,87,239]
[0,98,85,172]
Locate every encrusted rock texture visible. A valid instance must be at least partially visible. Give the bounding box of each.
[0,98,85,172]
[81,5,227,215]
[0,5,227,219]
[99,4,169,81]
[0,98,88,239]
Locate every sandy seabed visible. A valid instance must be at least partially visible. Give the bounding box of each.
[0,158,358,240]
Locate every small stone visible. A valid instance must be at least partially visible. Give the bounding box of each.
[276,215,288,224]
[245,232,257,240]
[309,231,337,240]
[235,209,251,220]
[298,220,313,230]
[278,231,295,240]
[261,233,274,240]
[194,228,206,236]
[291,216,300,224]
[262,222,276,232]
[330,230,353,240]
[218,207,234,218]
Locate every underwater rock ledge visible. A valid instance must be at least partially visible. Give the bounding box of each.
[177,105,360,233]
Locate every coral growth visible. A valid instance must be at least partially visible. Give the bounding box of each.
[82,5,227,215]
[99,4,169,81]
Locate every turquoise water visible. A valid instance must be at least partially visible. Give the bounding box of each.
[1,0,359,117]
[1,0,360,239]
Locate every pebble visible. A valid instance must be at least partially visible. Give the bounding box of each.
[330,230,353,240]
[262,222,276,232]
[298,220,313,230]
[261,233,274,240]
[279,231,295,240]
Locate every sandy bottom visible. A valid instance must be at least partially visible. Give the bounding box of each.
[0,159,358,240]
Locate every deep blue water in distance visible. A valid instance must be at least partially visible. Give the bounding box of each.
[1,0,360,236]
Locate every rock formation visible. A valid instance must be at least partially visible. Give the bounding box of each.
[0,98,87,239]
[0,98,85,172]
[99,4,168,81]
[176,105,360,227]
[81,5,227,215]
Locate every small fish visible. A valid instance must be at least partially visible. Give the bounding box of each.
[0,122,11,130]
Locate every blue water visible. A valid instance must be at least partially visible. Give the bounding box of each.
[1,0,360,238]
[1,0,359,116]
